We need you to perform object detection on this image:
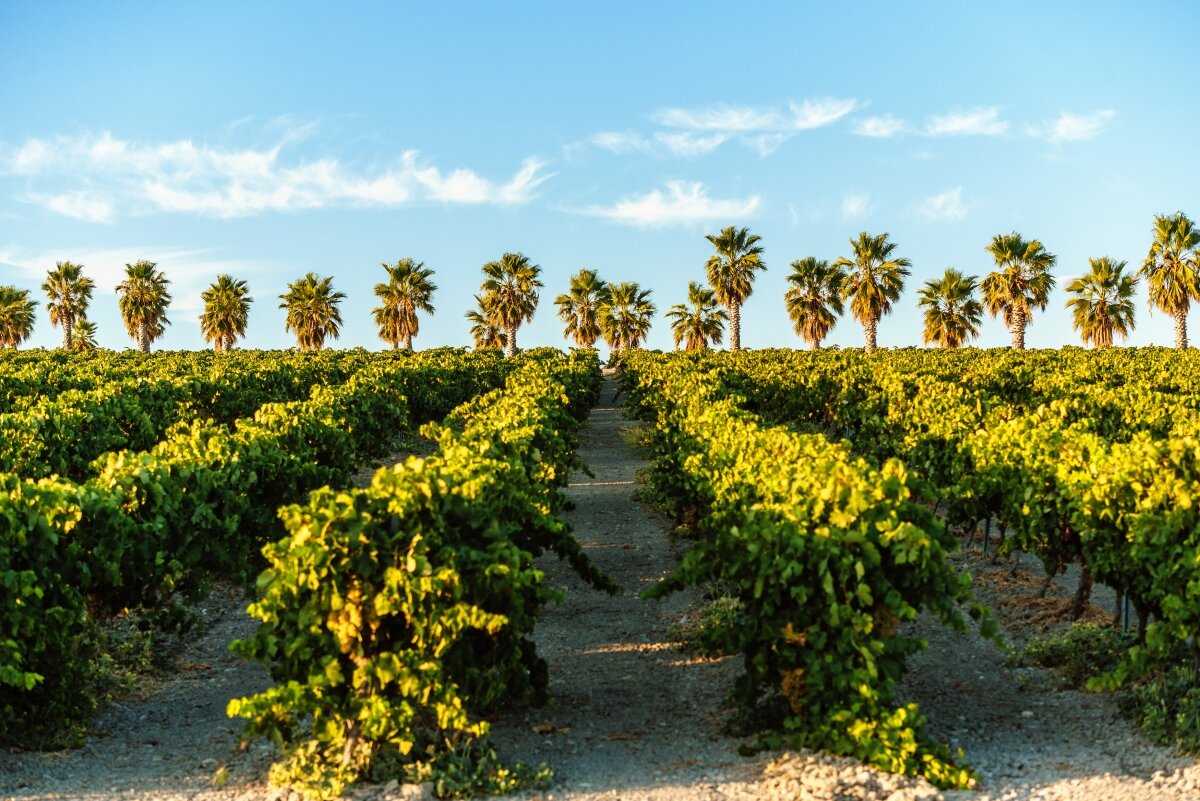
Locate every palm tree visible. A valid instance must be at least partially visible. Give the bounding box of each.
[279,272,345,351]
[115,260,172,353]
[42,260,94,350]
[199,274,253,352]
[479,252,542,357]
[465,294,507,351]
[705,226,765,351]
[1140,212,1200,349]
[555,268,609,347]
[784,257,846,350]
[833,232,911,353]
[1066,257,1137,349]
[0,286,37,348]
[980,232,1056,350]
[666,281,727,350]
[599,281,656,354]
[917,268,983,349]
[71,320,99,351]
[372,259,437,350]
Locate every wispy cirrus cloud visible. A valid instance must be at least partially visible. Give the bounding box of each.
[582,130,728,159]
[30,190,116,224]
[1027,109,1117,143]
[0,129,553,221]
[926,107,1008,136]
[0,244,275,317]
[588,131,655,155]
[575,181,760,227]
[654,98,860,133]
[917,187,967,221]
[852,114,908,138]
[576,97,859,160]
[653,132,728,157]
[841,192,870,221]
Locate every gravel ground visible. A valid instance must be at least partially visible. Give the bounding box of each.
[3,375,1198,801]
[481,379,754,798]
[0,585,277,800]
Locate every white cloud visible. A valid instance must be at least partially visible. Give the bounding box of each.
[0,244,273,316]
[852,114,907,138]
[0,130,552,220]
[841,192,870,221]
[1028,109,1117,143]
[575,97,859,161]
[576,181,760,227]
[577,97,862,159]
[918,187,967,221]
[403,153,550,205]
[30,191,115,224]
[654,131,728,157]
[745,134,788,157]
[926,107,1008,136]
[654,97,859,133]
[590,131,654,155]
[654,105,778,132]
[787,98,860,130]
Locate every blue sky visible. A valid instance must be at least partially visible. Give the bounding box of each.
[2,1,1198,352]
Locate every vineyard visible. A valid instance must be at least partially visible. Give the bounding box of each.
[617,346,1200,786]
[0,347,609,794]
[3,346,1200,799]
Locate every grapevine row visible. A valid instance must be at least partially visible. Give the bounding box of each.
[638,348,1200,691]
[0,351,518,748]
[616,349,982,789]
[228,351,609,797]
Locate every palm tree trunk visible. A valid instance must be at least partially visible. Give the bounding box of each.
[809,339,819,352]
[64,314,74,350]
[403,333,413,351]
[729,303,741,351]
[504,326,517,358]
[864,316,877,354]
[139,322,151,354]
[1175,307,1189,349]
[1011,309,1026,350]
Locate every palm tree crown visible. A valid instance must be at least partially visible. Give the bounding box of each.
[599,281,656,353]
[279,272,345,351]
[116,260,172,353]
[833,232,911,353]
[373,259,437,350]
[784,257,846,350]
[200,274,253,352]
[466,294,506,351]
[1066,257,1137,349]
[0,286,37,349]
[705,226,765,351]
[555,268,609,348]
[666,281,727,350]
[71,320,99,352]
[918,268,983,349]
[980,232,1056,350]
[479,252,542,357]
[42,260,94,350]
[1140,211,1200,349]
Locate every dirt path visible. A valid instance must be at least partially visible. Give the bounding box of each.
[0,586,275,801]
[483,377,760,799]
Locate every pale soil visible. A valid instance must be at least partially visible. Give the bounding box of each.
[3,375,1198,801]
